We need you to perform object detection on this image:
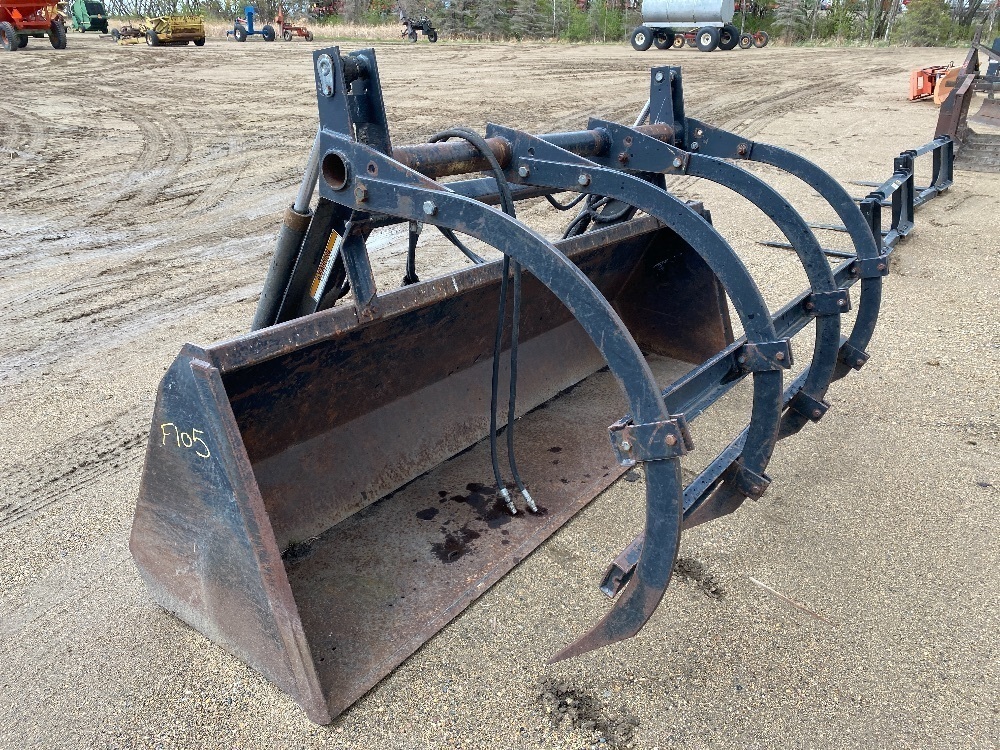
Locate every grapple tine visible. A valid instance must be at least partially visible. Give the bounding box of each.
[550,460,682,663]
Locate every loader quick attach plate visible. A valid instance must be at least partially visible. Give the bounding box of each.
[131,216,732,723]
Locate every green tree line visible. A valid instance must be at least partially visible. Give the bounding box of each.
[99,0,997,46]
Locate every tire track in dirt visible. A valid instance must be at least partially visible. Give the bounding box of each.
[0,410,147,533]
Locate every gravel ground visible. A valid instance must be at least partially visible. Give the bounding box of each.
[1,37,998,749]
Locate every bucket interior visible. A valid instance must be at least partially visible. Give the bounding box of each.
[211,216,732,715]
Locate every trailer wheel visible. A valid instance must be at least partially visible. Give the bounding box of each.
[427,29,437,42]
[685,36,697,47]
[0,22,18,51]
[753,30,769,48]
[672,34,685,48]
[50,20,68,49]
[18,33,28,48]
[111,28,120,41]
[719,24,739,50]
[305,30,314,41]
[630,26,653,51]
[194,36,206,46]
[653,32,674,50]
[283,29,292,41]
[696,26,719,52]
[738,32,753,49]
[262,24,276,41]
[146,29,159,46]
[234,24,247,41]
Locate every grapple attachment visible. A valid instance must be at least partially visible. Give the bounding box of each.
[132,48,911,723]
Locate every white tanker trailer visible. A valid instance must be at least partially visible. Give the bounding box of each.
[631,0,769,52]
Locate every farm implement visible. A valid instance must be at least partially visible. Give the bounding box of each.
[630,0,766,51]
[66,0,105,33]
[0,0,67,50]
[399,10,436,42]
[276,6,313,42]
[111,15,206,46]
[130,48,951,724]
[227,5,275,42]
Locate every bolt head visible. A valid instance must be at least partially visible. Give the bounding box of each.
[578,173,591,186]
[422,200,437,216]
[856,358,865,367]
[620,440,632,452]
[665,434,677,447]
[775,351,785,361]
[353,185,368,202]
[750,485,761,495]
[738,355,747,364]
[655,71,664,82]
[518,165,530,178]
[695,129,704,137]
[690,141,699,151]
[737,143,749,156]
[812,409,823,419]
[805,301,815,310]
[878,262,887,271]
[838,298,847,307]
[672,157,682,168]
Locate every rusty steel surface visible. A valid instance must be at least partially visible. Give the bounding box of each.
[131,217,731,723]
[390,124,674,179]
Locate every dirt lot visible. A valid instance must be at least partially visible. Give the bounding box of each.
[1,36,998,749]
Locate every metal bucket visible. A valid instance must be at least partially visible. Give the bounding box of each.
[130,216,731,723]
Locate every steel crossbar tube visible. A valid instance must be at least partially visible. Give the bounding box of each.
[390,124,674,178]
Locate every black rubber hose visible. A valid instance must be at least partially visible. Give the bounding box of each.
[428,128,537,513]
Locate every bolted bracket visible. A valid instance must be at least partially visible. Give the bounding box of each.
[786,389,830,422]
[608,415,694,467]
[839,340,870,370]
[727,461,771,500]
[854,252,891,279]
[803,288,852,316]
[735,340,793,372]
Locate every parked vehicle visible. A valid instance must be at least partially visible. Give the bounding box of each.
[227,5,275,42]
[630,0,766,52]
[0,0,67,50]
[68,0,107,33]
[111,15,206,46]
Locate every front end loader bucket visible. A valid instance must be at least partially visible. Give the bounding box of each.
[131,47,919,724]
[131,216,732,723]
[969,94,1000,127]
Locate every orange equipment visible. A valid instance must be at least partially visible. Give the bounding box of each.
[908,64,954,102]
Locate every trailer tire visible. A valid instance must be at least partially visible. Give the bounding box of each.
[738,32,753,49]
[262,24,276,41]
[719,24,739,50]
[0,22,18,51]
[753,30,769,48]
[194,36,206,46]
[696,26,719,52]
[111,28,120,41]
[18,33,28,48]
[50,20,67,49]
[630,26,653,51]
[146,29,159,46]
[427,29,437,42]
[305,30,314,41]
[672,34,685,48]
[653,32,675,49]
[283,29,292,41]
[685,36,697,47]
[234,24,247,41]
